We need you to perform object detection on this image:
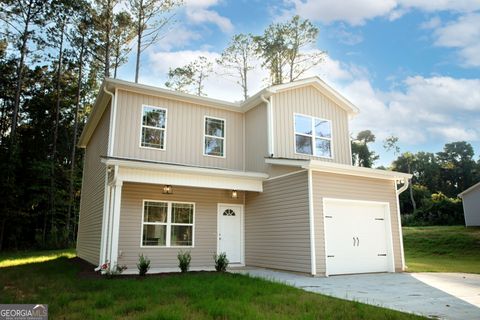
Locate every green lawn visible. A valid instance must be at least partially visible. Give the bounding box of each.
[403,226,480,273]
[0,251,422,319]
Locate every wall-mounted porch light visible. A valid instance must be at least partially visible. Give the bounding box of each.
[231,190,238,199]
[163,185,173,194]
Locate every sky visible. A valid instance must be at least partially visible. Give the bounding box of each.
[117,0,480,166]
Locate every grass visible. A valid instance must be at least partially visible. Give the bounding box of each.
[403,226,480,273]
[0,251,423,319]
[0,248,76,268]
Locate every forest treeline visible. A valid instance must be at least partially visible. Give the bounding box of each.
[0,0,478,250]
[352,131,480,226]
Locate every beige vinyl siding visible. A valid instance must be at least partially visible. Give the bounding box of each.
[245,103,268,173]
[312,172,402,274]
[76,105,111,265]
[117,182,244,269]
[272,86,352,165]
[245,171,311,273]
[113,90,244,170]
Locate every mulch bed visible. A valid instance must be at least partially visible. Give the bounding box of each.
[70,257,217,280]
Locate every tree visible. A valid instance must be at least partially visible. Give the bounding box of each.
[0,0,46,139]
[111,12,135,78]
[127,0,182,83]
[383,135,400,156]
[392,152,417,212]
[283,15,325,82]
[217,33,256,101]
[437,141,478,197]
[92,0,131,78]
[351,130,378,168]
[254,15,325,85]
[165,56,213,96]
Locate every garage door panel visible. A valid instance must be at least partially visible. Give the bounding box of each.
[324,199,393,275]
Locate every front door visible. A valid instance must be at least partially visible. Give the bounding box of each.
[218,204,243,264]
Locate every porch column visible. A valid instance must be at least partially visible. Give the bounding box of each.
[108,178,123,269]
[98,175,111,266]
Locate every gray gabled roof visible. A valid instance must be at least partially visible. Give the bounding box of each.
[458,181,480,198]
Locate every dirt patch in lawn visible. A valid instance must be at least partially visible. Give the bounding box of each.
[70,257,217,279]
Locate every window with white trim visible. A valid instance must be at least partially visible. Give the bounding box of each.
[141,106,166,149]
[204,116,225,157]
[142,201,194,247]
[294,114,332,158]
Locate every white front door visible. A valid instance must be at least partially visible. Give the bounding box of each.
[218,204,243,264]
[324,199,394,275]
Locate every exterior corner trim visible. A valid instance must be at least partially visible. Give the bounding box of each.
[307,169,317,276]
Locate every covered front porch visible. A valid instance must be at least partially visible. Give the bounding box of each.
[98,156,267,272]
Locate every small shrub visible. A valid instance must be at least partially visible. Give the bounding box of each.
[101,261,127,278]
[177,251,191,273]
[213,252,229,272]
[137,254,151,276]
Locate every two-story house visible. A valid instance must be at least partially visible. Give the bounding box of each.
[77,77,411,276]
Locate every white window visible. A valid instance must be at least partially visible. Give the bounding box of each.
[142,201,194,247]
[204,116,225,157]
[294,114,332,158]
[140,105,167,149]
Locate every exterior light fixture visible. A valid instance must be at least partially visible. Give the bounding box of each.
[231,190,238,199]
[163,185,173,194]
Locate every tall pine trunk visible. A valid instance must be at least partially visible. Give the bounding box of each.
[11,0,33,140]
[67,34,85,245]
[49,19,65,246]
[134,0,143,83]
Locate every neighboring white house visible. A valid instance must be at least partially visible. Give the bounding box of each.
[459,182,480,227]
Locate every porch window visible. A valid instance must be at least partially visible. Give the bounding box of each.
[294,114,332,158]
[204,116,225,157]
[141,105,167,149]
[142,201,194,247]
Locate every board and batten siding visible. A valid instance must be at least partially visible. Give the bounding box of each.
[113,90,244,170]
[76,105,111,265]
[117,182,244,269]
[462,187,480,226]
[272,86,352,165]
[245,171,311,273]
[244,103,268,173]
[311,172,402,274]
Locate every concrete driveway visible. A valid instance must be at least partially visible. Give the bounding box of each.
[231,269,480,319]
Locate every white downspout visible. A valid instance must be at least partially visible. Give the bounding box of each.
[261,94,274,157]
[96,86,115,271]
[104,86,116,157]
[395,178,410,271]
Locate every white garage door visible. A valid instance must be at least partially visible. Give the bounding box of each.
[324,199,394,275]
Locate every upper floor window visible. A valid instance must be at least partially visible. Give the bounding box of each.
[141,105,167,149]
[294,114,332,158]
[204,116,225,157]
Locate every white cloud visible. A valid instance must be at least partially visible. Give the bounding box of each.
[156,26,201,51]
[420,16,441,29]
[433,13,480,67]
[288,0,480,25]
[328,24,364,45]
[345,76,480,146]
[184,0,233,33]
[291,0,397,26]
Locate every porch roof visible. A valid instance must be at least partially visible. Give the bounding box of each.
[265,158,412,181]
[102,156,268,192]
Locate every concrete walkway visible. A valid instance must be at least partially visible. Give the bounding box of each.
[231,268,480,320]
